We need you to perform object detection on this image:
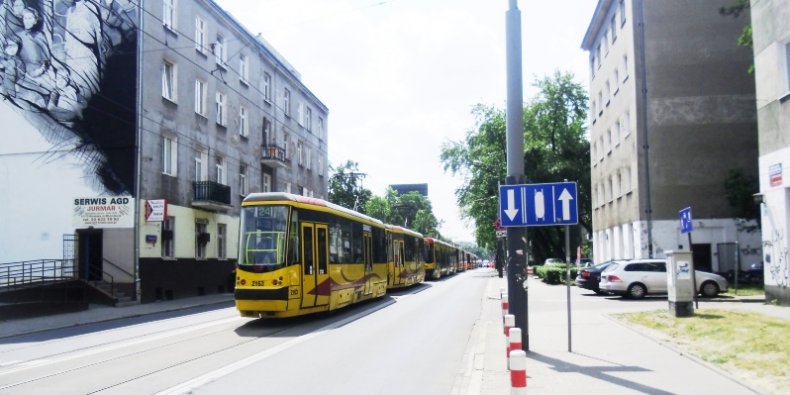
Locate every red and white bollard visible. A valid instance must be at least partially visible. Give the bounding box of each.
[501,293,509,319]
[504,314,515,336]
[509,349,527,395]
[508,327,522,357]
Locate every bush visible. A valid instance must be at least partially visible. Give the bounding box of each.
[534,265,578,284]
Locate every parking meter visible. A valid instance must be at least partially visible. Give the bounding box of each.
[667,250,694,317]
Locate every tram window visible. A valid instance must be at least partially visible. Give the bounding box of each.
[340,221,353,263]
[373,227,387,263]
[329,223,341,263]
[317,228,327,274]
[303,226,313,274]
[287,210,299,265]
[352,223,363,263]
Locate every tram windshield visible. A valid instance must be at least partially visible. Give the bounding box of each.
[423,242,435,263]
[239,205,290,270]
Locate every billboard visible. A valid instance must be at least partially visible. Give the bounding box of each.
[0,0,138,261]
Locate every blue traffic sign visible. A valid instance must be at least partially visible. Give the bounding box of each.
[679,207,693,233]
[499,182,578,227]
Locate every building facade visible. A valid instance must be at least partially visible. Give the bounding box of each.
[582,0,760,274]
[0,0,328,302]
[751,0,790,304]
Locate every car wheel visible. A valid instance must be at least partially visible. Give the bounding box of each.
[700,281,720,298]
[594,289,606,295]
[627,283,647,299]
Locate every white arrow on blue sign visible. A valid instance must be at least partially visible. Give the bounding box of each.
[499,182,578,227]
[679,207,693,233]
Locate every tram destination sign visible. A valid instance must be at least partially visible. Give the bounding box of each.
[498,182,578,227]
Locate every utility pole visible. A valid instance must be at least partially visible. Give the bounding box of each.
[505,0,528,351]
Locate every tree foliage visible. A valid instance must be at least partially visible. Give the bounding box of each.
[441,71,590,263]
[364,188,441,237]
[328,160,372,212]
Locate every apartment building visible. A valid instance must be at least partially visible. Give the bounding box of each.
[751,0,790,305]
[0,0,327,302]
[581,0,760,274]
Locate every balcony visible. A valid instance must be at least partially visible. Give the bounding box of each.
[192,181,231,211]
[261,144,288,168]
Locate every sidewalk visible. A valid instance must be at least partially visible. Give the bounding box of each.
[472,272,788,395]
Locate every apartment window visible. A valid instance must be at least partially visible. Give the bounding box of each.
[195,17,207,54]
[607,129,612,154]
[239,164,248,196]
[163,136,177,176]
[608,176,614,203]
[597,92,603,115]
[622,55,629,82]
[163,0,175,30]
[195,221,208,260]
[605,81,611,105]
[215,156,226,185]
[217,223,226,259]
[598,136,604,161]
[239,106,248,137]
[613,69,620,94]
[590,57,596,79]
[616,172,622,198]
[318,117,325,141]
[194,79,206,116]
[596,44,601,69]
[162,60,176,102]
[216,92,227,126]
[214,34,227,67]
[318,154,324,176]
[305,146,312,170]
[611,15,617,42]
[624,166,632,193]
[304,107,312,131]
[622,111,631,137]
[614,120,621,146]
[239,54,249,84]
[263,173,272,192]
[603,32,609,55]
[283,88,291,117]
[162,216,175,258]
[195,150,208,181]
[262,72,272,103]
[785,42,790,93]
[297,141,304,167]
[619,0,626,26]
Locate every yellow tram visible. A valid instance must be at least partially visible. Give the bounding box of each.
[235,193,389,318]
[423,237,459,280]
[385,225,425,289]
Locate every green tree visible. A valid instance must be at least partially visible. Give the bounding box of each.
[441,71,590,263]
[720,0,753,73]
[364,188,441,237]
[328,160,372,212]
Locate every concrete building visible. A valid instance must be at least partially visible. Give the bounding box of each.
[581,0,760,274]
[0,0,327,303]
[751,0,790,304]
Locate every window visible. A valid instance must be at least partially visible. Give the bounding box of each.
[195,221,208,260]
[596,44,601,69]
[318,154,324,176]
[614,120,621,146]
[622,111,631,137]
[162,60,176,101]
[605,81,611,105]
[194,79,206,116]
[239,164,247,196]
[163,136,177,176]
[163,0,175,30]
[318,117,325,141]
[217,224,226,259]
[195,17,207,53]
[603,32,609,55]
[214,34,227,67]
[611,15,617,42]
[304,107,312,131]
[239,106,248,137]
[613,69,620,94]
[263,173,272,192]
[597,91,603,115]
[215,156,226,185]
[195,149,207,181]
[162,216,175,258]
[297,141,303,167]
[262,72,272,103]
[619,0,626,26]
[622,55,629,81]
[608,176,614,203]
[590,57,596,79]
[283,88,291,117]
[216,92,227,126]
[616,172,622,198]
[624,166,632,192]
[606,129,612,154]
[239,54,249,84]
[305,146,312,170]
[785,42,790,93]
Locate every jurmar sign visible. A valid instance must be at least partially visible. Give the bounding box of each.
[73,197,134,228]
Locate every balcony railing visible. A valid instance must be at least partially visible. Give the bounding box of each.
[261,144,288,168]
[192,181,231,211]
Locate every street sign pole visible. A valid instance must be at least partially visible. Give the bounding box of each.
[505,0,528,351]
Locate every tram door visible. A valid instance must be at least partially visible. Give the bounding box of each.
[363,231,373,295]
[300,223,329,308]
[393,239,404,287]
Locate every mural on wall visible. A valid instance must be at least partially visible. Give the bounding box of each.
[0,0,137,261]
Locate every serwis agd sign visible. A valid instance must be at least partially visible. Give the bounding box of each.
[73,197,135,228]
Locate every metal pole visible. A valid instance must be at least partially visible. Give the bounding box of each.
[637,0,654,258]
[688,233,698,309]
[565,224,572,352]
[505,0,528,351]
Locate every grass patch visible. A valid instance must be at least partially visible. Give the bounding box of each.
[725,284,765,297]
[615,309,790,393]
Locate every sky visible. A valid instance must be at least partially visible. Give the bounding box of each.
[214,0,599,244]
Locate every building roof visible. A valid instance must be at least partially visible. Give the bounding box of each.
[580,0,612,50]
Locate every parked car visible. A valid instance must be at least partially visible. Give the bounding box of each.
[599,259,729,299]
[575,261,618,294]
[578,258,594,268]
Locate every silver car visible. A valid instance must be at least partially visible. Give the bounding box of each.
[599,259,729,299]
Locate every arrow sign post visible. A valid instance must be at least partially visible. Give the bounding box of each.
[499,182,578,227]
